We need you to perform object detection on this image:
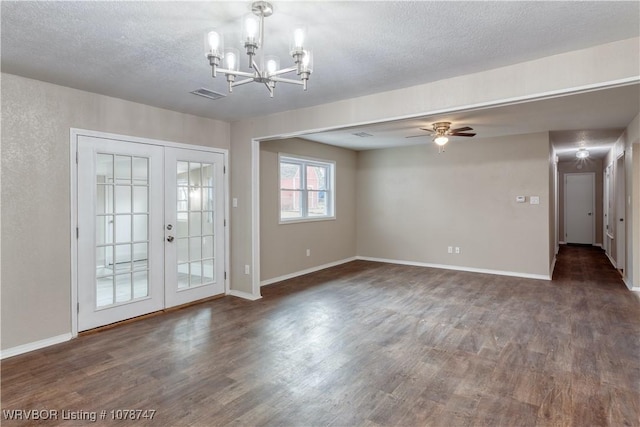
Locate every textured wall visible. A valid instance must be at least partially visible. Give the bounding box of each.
[1,73,230,351]
[260,138,357,281]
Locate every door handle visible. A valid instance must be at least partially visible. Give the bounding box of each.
[587,212,592,216]
[167,236,174,242]
[620,218,624,222]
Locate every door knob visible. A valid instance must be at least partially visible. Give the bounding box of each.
[587,212,592,216]
[167,236,174,242]
[166,224,173,230]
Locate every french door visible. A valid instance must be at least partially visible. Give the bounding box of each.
[77,135,225,331]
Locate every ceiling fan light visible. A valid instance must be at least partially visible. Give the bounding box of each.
[576,148,590,159]
[434,136,449,146]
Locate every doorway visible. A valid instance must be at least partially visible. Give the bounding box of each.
[564,173,595,244]
[73,131,227,332]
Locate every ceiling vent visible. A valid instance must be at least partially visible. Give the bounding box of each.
[190,88,226,100]
[352,132,373,137]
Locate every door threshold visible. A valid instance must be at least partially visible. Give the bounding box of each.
[79,294,226,336]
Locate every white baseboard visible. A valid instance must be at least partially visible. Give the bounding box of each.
[632,287,640,293]
[261,257,358,287]
[559,241,566,245]
[550,255,557,278]
[226,290,262,301]
[606,252,617,268]
[622,277,632,291]
[1,333,72,360]
[356,256,551,280]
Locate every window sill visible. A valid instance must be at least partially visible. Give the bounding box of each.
[279,216,336,225]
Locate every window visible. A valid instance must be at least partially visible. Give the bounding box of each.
[279,154,335,222]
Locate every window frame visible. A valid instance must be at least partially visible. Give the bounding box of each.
[278,153,335,224]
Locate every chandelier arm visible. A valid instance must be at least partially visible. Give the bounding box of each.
[231,77,257,88]
[251,59,263,76]
[217,69,256,79]
[269,66,298,77]
[269,77,305,85]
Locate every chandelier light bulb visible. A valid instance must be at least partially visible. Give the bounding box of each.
[267,59,277,74]
[434,136,449,146]
[208,31,220,52]
[245,16,258,40]
[294,28,305,49]
[225,51,237,70]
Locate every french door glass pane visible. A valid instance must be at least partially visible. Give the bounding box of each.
[176,161,216,288]
[95,153,150,308]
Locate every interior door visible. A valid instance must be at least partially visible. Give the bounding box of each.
[78,136,164,331]
[565,173,595,244]
[164,147,225,308]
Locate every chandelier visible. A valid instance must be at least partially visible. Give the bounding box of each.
[205,1,313,97]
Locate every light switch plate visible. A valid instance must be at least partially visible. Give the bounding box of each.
[516,196,525,203]
[530,196,540,205]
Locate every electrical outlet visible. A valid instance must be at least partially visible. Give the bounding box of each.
[244,264,250,275]
[233,198,238,208]
[448,246,453,254]
[306,249,311,257]
[455,247,461,254]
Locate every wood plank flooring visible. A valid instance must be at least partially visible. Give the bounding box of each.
[2,245,639,426]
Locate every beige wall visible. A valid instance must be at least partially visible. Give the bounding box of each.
[230,38,640,296]
[259,138,357,281]
[1,73,230,350]
[356,133,551,277]
[557,159,604,245]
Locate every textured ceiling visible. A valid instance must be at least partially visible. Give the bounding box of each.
[2,1,639,123]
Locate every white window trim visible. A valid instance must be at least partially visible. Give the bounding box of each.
[278,153,335,224]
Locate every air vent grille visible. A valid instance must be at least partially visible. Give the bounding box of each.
[352,132,373,138]
[190,88,226,100]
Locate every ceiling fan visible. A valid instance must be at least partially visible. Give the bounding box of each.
[406,122,476,148]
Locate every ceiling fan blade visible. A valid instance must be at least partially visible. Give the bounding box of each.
[451,126,473,133]
[419,128,434,132]
[451,132,476,137]
[405,134,428,139]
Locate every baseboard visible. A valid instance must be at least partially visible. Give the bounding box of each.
[1,333,72,360]
[622,277,633,291]
[356,256,550,280]
[550,255,557,278]
[226,290,262,301]
[559,241,566,245]
[593,243,603,249]
[261,257,357,287]
[606,252,617,269]
[632,287,640,293]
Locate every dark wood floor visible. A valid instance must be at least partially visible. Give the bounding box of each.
[2,245,639,426]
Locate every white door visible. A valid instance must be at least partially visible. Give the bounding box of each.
[164,148,225,308]
[565,173,595,244]
[78,136,165,331]
[77,137,226,331]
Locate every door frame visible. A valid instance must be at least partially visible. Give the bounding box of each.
[563,172,595,245]
[70,128,229,338]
